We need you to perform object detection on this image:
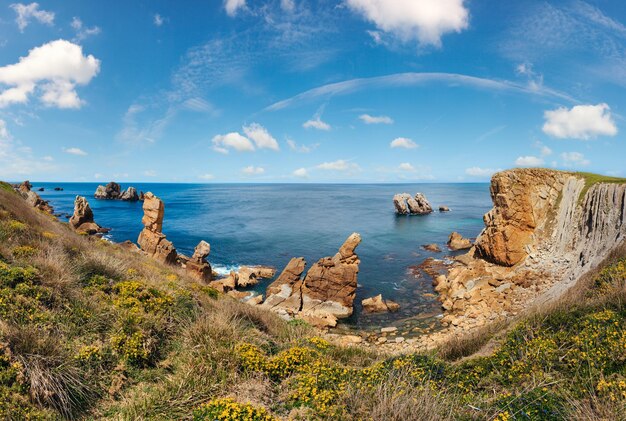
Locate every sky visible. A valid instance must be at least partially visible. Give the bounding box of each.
[0,0,625,183]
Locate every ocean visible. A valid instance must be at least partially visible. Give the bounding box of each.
[34,182,492,329]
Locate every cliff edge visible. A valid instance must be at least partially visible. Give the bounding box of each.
[434,168,626,333]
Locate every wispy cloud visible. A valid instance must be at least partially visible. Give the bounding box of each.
[10,2,54,32]
[266,72,576,111]
[71,17,101,42]
[64,147,87,156]
[359,114,393,124]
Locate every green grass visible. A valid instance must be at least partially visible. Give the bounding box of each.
[0,181,15,193]
[576,172,626,203]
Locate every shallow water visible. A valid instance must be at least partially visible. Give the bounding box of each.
[35,182,492,328]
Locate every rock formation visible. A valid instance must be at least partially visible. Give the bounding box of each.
[137,192,178,265]
[185,240,212,282]
[439,206,450,212]
[69,196,108,235]
[423,244,442,253]
[263,233,362,328]
[16,181,53,213]
[361,294,400,313]
[119,187,139,201]
[393,193,433,215]
[434,169,626,331]
[447,232,472,251]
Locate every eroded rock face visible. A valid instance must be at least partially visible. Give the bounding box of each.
[447,232,472,251]
[186,240,212,282]
[393,193,433,215]
[262,234,361,328]
[69,196,106,235]
[137,192,177,265]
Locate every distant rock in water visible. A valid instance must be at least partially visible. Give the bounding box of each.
[137,192,178,265]
[423,244,442,253]
[263,233,361,328]
[119,186,139,201]
[439,205,450,212]
[70,196,108,235]
[393,193,433,215]
[447,232,472,251]
[54,187,63,191]
[37,187,44,192]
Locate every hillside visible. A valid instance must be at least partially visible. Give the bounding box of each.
[1,179,626,420]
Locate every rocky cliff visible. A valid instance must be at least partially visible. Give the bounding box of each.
[435,168,626,330]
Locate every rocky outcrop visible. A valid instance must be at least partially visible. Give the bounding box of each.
[95,182,139,201]
[361,294,400,313]
[69,196,108,235]
[439,206,450,212]
[393,193,433,215]
[262,234,362,328]
[137,192,177,265]
[119,187,139,201]
[185,240,212,282]
[237,266,276,288]
[16,181,53,213]
[423,244,442,253]
[434,169,626,332]
[447,232,472,251]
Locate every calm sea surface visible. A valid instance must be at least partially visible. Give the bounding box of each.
[34,183,492,328]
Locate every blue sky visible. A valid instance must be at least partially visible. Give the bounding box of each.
[0,0,624,183]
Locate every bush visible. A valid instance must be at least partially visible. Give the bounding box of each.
[192,397,276,421]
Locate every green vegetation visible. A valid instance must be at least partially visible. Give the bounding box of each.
[1,184,626,419]
[576,172,626,202]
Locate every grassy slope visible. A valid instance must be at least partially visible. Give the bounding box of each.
[1,186,626,420]
[575,172,626,202]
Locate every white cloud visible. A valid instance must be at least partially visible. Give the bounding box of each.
[293,167,308,178]
[281,0,295,12]
[345,0,469,47]
[359,114,393,124]
[398,162,414,171]
[0,120,10,141]
[543,103,618,140]
[287,138,317,153]
[465,167,501,177]
[540,145,552,157]
[144,170,157,177]
[10,2,54,32]
[212,132,255,153]
[198,173,215,180]
[242,165,265,175]
[64,147,87,156]
[224,0,246,16]
[243,123,280,150]
[390,137,418,149]
[42,155,53,161]
[561,151,590,167]
[303,116,331,131]
[316,159,360,172]
[71,17,101,41]
[154,14,164,26]
[515,155,544,167]
[0,40,100,109]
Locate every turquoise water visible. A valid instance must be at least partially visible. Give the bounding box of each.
[35,183,492,327]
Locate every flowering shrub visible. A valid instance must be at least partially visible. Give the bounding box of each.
[597,375,626,402]
[192,398,276,421]
[74,345,102,364]
[111,330,151,365]
[11,245,37,259]
[112,280,173,314]
[0,348,48,419]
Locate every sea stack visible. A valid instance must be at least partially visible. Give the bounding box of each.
[393,193,433,215]
[69,196,106,235]
[137,192,178,265]
[185,240,212,282]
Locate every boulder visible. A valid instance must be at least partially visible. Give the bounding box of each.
[137,192,177,265]
[439,205,450,212]
[447,232,472,251]
[119,187,139,201]
[237,266,276,288]
[423,244,442,253]
[393,193,433,215]
[361,294,400,313]
[185,240,212,282]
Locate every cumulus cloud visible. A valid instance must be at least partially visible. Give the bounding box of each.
[71,17,101,41]
[243,123,280,151]
[154,14,164,26]
[345,0,469,47]
[0,39,100,109]
[543,103,618,140]
[10,2,54,32]
[242,165,265,175]
[212,132,255,153]
[316,159,360,172]
[63,147,87,156]
[359,113,393,124]
[390,137,418,149]
[561,151,590,167]
[465,167,501,177]
[515,155,544,167]
[224,0,246,16]
[303,116,331,131]
[293,167,308,178]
